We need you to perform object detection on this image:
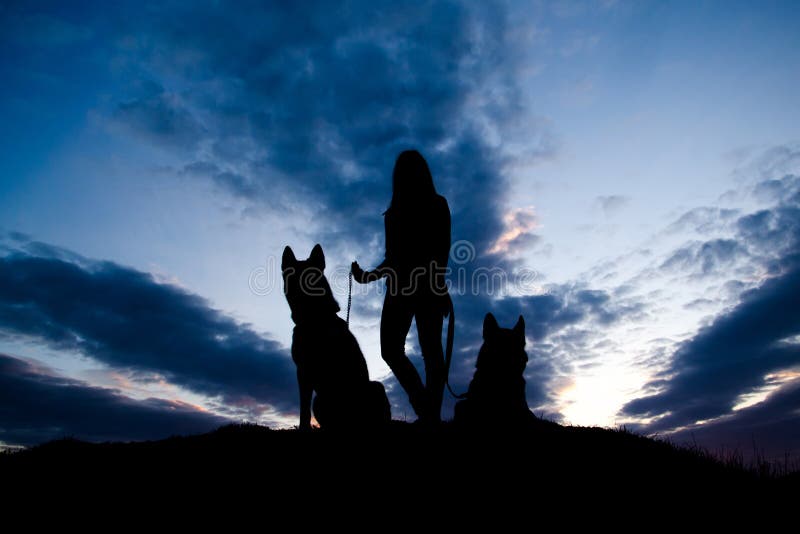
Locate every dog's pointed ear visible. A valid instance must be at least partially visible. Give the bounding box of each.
[309,243,325,269]
[513,315,526,343]
[483,313,499,339]
[282,246,297,270]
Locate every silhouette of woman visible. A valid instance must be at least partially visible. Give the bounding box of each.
[352,150,451,423]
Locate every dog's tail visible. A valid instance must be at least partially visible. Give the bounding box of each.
[444,293,467,399]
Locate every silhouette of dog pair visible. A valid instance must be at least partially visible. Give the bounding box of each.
[282,244,533,429]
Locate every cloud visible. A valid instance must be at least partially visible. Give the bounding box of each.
[112,82,207,151]
[683,297,715,311]
[731,145,800,186]
[623,252,800,430]
[595,195,629,216]
[656,174,800,282]
[549,146,799,456]
[0,353,229,447]
[0,246,298,418]
[665,207,740,235]
[511,286,646,342]
[98,0,556,261]
[659,239,748,277]
[736,206,800,260]
[181,160,264,201]
[488,207,540,255]
[667,377,800,461]
[621,162,800,435]
[432,147,800,433]
[622,254,800,432]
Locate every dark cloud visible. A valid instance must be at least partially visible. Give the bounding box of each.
[656,174,800,281]
[621,166,800,454]
[0,353,229,447]
[736,206,800,259]
[99,0,555,261]
[622,255,800,432]
[667,378,800,462]
[0,250,297,416]
[511,286,646,341]
[753,175,800,204]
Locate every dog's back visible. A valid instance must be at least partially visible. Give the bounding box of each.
[282,244,390,428]
[455,313,533,426]
[291,316,369,397]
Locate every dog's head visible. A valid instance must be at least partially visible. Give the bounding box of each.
[477,313,528,374]
[281,244,340,324]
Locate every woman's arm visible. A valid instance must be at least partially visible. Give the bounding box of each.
[351,261,385,283]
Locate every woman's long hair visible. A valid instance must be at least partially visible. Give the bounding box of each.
[388,150,437,211]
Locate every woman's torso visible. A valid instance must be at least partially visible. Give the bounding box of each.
[384,194,450,295]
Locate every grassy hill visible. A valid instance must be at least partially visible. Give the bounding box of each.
[2,418,796,513]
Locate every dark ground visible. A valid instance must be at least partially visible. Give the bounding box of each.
[2,418,796,517]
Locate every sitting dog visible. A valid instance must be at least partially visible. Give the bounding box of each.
[282,244,390,430]
[454,313,534,426]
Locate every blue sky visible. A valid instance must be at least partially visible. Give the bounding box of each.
[1,0,799,457]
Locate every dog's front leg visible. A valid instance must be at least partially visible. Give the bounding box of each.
[297,368,313,431]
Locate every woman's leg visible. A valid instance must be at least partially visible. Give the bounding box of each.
[415,297,445,423]
[380,294,427,419]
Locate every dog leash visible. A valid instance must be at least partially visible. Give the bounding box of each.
[346,270,353,327]
[444,293,467,399]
